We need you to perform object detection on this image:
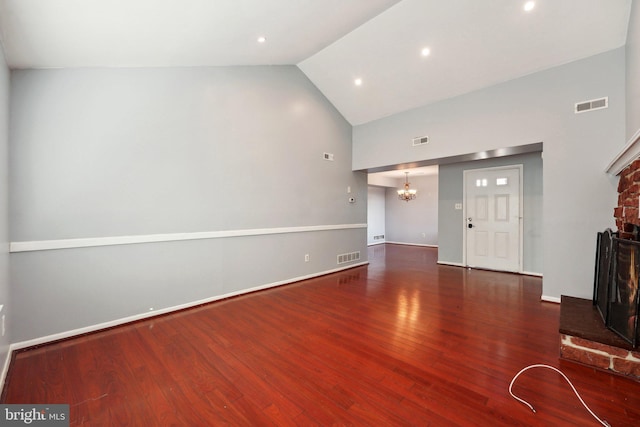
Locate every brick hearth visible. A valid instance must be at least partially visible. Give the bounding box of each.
[560,296,640,380]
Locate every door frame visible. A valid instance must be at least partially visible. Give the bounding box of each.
[462,164,524,273]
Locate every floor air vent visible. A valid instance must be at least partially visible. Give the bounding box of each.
[575,97,608,114]
[337,251,361,264]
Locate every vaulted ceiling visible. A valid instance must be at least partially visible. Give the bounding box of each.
[0,0,632,126]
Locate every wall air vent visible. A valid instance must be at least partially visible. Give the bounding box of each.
[574,97,608,114]
[337,251,361,265]
[412,136,429,146]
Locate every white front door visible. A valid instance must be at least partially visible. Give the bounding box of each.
[464,165,522,273]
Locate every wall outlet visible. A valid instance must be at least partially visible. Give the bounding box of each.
[455,203,462,210]
[305,254,310,262]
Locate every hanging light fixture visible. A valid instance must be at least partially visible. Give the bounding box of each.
[398,172,417,202]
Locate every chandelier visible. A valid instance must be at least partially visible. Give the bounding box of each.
[398,172,417,202]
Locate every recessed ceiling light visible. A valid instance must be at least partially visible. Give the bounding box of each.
[257,36,266,43]
[354,78,363,86]
[524,1,535,12]
[421,47,431,57]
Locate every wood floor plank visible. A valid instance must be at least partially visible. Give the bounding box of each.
[3,245,640,426]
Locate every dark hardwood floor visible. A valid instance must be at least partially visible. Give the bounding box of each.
[4,244,640,426]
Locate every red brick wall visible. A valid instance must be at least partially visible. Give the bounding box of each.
[615,159,640,238]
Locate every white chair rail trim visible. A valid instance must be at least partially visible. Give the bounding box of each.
[10,223,368,253]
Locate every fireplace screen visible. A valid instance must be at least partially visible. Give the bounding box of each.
[593,230,614,322]
[608,237,640,346]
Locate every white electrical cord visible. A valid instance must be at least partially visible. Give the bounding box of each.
[509,364,611,427]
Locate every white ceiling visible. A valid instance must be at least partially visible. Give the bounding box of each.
[0,0,632,126]
[0,0,399,67]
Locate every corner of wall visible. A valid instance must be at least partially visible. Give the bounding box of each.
[0,41,11,393]
[626,0,640,141]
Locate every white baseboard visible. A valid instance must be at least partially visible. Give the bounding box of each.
[437,260,465,267]
[0,347,11,393]
[367,241,386,246]
[541,295,561,304]
[522,271,543,277]
[437,263,544,279]
[385,241,438,248]
[9,261,369,352]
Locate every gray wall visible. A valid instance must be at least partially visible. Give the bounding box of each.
[353,48,625,300]
[438,153,542,274]
[385,174,438,246]
[627,0,640,141]
[0,42,10,369]
[367,186,385,244]
[10,66,367,343]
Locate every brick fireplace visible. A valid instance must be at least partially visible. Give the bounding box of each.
[614,158,640,238]
[559,158,640,380]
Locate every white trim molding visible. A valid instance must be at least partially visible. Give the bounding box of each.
[437,260,465,267]
[0,347,11,395]
[10,223,368,253]
[522,271,543,277]
[606,127,640,175]
[385,241,438,248]
[541,295,561,304]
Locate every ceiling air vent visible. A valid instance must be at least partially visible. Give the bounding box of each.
[412,135,429,146]
[575,97,608,114]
